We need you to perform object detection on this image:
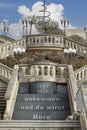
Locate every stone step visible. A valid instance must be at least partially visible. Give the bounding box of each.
[0,100,6,103]
[0,95,5,97]
[0,87,7,89]
[0,90,6,93]
[0,99,6,103]
[0,104,6,107]
[0,85,7,87]
[0,110,5,113]
[0,104,5,107]
[0,99,6,101]
[0,80,7,119]
[0,102,6,105]
[0,81,6,84]
[0,93,5,95]
[0,83,7,85]
[0,104,6,109]
[0,89,7,92]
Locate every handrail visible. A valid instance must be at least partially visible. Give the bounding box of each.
[76,85,87,130]
[4,65,19,120]
[75,65,87,82]
[0,120,81,128]
[68,65,77,113]
[0,63,13,82]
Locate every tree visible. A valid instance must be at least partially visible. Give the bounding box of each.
[68,34,85,43]
[35,20,64,35]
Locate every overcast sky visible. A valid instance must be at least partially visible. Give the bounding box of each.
[0,0,87,39]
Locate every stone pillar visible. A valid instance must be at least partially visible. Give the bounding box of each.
[41,66,44,76]
[52,66,56,77]
[78,72,81,80]
[34,67,38,76]
[60,67,65,79]
[47,66,50,76]
[82,70,85,78]
[19,67,26,79]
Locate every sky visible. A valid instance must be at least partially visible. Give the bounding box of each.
[0,0,87,40]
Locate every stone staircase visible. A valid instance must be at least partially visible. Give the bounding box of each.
[0,79,8,119]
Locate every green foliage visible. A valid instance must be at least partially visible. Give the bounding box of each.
[35,20,64,35]
[68,34,85,43]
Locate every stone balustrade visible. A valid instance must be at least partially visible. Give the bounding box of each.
[0,63,13,82]
[0,120,81,130]
[74,65,87,82]
[64,37,87,54]
[0,34,87,59]
[76,84,87,130]
[0,38,26,59]
[19,62,68,83]
[68,65,78,113]
[4,65,19,120]
[27,34,64,49]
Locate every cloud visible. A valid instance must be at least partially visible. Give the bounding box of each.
[17,2,64,22]
[0,2,76,40]
[17,2,76,29]
[47,3,64,22]
[9,21,23,40]
[18,5,30,17]
[0,20,22,40]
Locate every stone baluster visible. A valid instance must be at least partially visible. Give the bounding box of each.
[38,36,40,44]
[2,67,4,76]
[31,66,38,77]
[30,67,34,75]
[50,36,52,44]
[35,66,39,76]
[47,66,50,76]
[82,70,85,78]
[4,69,7,77]
[41,66,44,76]
[60,67,65,79]
[0,66,1,74]
[52,66,56,78]
[79,72,81,80]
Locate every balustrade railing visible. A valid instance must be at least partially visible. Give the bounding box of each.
[0,34,87,59]
[27,35,64,48]
[19,63,68,83]
[0,120,81,129]
[4,65,19,120]
[68,65,77,113]
[76,85,87,130]
[75,65,87,82]
[0,63,13,82]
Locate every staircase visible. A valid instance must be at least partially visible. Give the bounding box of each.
[0,79,8,119]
